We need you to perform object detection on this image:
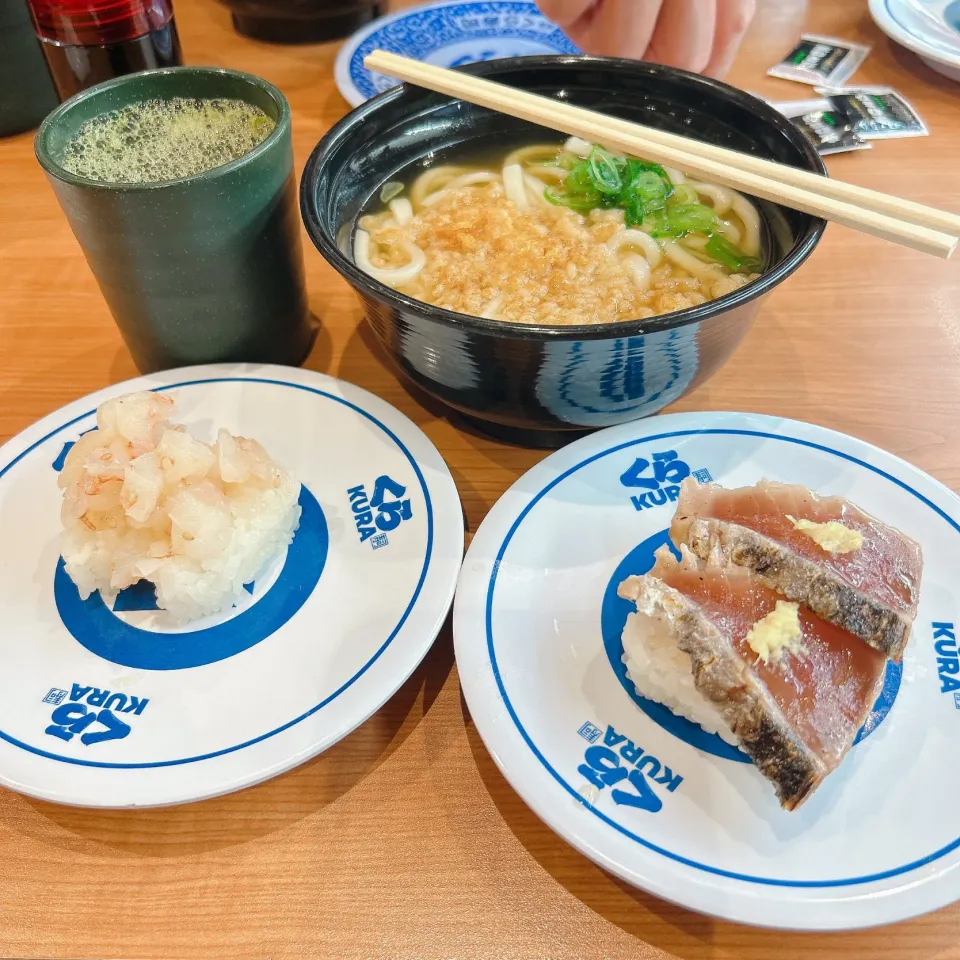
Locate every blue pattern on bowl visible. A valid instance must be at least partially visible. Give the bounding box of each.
[348,0,579,100]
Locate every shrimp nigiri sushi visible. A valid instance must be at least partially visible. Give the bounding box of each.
[59,392,301,623]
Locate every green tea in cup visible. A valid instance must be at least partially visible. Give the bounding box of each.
[59,96,277,183]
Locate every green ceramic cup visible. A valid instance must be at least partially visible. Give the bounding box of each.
[35,67,313,373]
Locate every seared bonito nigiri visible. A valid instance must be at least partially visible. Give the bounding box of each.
[619,544,889,810]
[671,478,923,661]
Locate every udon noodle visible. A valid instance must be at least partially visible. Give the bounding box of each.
[355,137,765,326]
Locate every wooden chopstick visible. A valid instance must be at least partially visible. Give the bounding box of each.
[364,50,959,260]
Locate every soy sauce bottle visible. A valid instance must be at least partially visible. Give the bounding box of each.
[26,0,182,101]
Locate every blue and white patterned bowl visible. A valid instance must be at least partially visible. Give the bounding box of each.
[334,0,579,106]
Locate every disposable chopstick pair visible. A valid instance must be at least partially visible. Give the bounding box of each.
[364,50,960,260]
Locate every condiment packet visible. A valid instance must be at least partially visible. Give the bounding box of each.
[815,86,929,139]
[745,92,829,114]
[773,99,871,155]
[789,110,872,156]
[768,97,832,114]
[768,34,871,86]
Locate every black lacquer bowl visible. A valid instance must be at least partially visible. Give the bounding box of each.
[219,0,384,43]
[301,56,826,446]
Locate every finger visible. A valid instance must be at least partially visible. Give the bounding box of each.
[574,0,664,60]
[534,0,597,29]
[704,0,757,78]
[644,0,717,75]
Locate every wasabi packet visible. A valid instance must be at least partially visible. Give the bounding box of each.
[768,34,870,86]
[773,98,871,155]
[815,86,929,139]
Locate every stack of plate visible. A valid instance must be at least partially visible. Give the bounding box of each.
[870,0,960,80]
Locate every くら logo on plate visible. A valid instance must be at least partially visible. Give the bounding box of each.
[619,449,712,512]
[347,474,413,550]
[932,622,960,708]
[40,682,150,749]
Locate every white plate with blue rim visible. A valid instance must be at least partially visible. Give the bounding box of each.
[454,410,960,930]
[0,364,463,808]
[870,0,960,81]
[334,0,580,107]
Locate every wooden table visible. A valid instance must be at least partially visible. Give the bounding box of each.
[1,0,959,956]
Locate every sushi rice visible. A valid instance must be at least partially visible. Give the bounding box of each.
[622,603,740,747]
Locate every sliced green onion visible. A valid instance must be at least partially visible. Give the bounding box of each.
[625,158,669,183]
[705,234,764,271]
[668,183,699,206]
[630,170,670,209]
[647,214,679,239]
[565,162,595,195]
[649,202,717,238]
[587,147,624,196]
[623,195,646,228]
[545,141,734,242]
[544,185,604,214]
[379,181,404,203]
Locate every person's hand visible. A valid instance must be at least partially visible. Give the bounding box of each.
[535,0,757,78]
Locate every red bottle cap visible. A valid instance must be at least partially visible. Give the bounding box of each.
[26,0,174,46]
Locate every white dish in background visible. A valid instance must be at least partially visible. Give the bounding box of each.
[334,0,579,107]
[0,364,463,808]
[870,0,960,81]
[454,411,960,930]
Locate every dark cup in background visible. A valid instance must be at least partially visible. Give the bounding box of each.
[35,66,314,373]
[0,0,59,136]
[219,0,385,44]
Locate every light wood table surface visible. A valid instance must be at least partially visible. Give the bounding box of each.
[1,0,959,957]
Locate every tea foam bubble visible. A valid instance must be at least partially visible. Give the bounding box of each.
[58,97,276,184]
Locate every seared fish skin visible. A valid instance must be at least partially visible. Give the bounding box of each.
[680,517,910,661]
[619,570,824,810]
[619,544,888,810]
[671,478,923,661]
